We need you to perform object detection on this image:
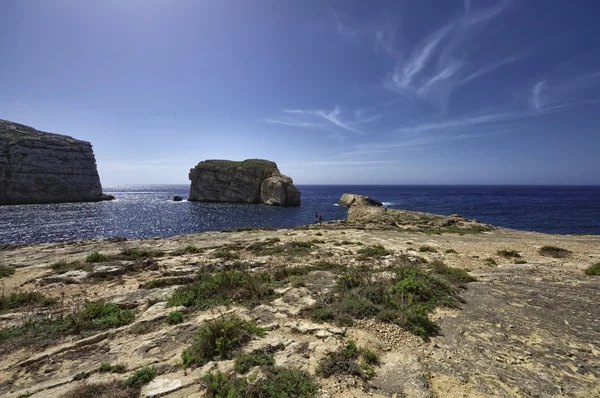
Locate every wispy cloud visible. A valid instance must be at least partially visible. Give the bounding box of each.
[530,70,600,113]
[265,106,381,134]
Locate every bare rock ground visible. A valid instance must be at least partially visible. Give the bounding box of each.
[0,209,599,397]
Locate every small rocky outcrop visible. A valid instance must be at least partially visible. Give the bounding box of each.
[188,159,300,206]
[173,196,183,202]
[0,119,113,205]
[339,193,383,207]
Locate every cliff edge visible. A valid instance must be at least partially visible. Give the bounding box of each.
[0,119,112,205]
[188,159,300,206]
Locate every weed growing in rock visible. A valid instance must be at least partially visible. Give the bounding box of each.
[203,367,317,398]
[485,257,497,266]
[60,380,139,398]
[0,265,15,278]
[233,344,284,373]
[99,362,127,373]
[305,261,472,338]
[317,340,365,379]
[50,260,84,274]
[356,245,392,258]
[497,249,521,258]
[85,252,108,263]
[585,263,600,275]
[172,245,204,256]
[142,276,196,289]
[0,290,56,312]
[166,311,184,325]
[125,367,156,388]
[182,314,264,367]
[119,248,165,260]
[168,268,275,308]
[419,246,438,253]
[539,245,571,258]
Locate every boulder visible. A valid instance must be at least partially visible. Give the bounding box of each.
[0,119,112,205]
[188,159,300,206]
[339,193,383,207]
[173,195,183,202]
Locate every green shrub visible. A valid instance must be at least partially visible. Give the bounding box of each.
[125,367,156,388]
[362,348,380,366]
[356,245,392,258]
[266,237,281,243]
[50,260,83,274]
[317,340,365,379]
[430,260,476,284]
[182,314,264,367]
[445,249,457,254]
[484,257,497,265]
[585,263,600,275]
[60,380,138,398]
[167,311,184,325]
[204,367,316,398]
[0,291,56,312]
[98,362,127,373]
[539,245,571,258]
[85,252,108,263]
[233,345,283,373]
[75,301,135,331]
[212,250,240,260]
[0,265,15,278]
[168,268,274,308]
[143,276,195,289]
[172,245,203,256]
[120,248,164,260]
[496,249,521,258]
[419,246,438,253]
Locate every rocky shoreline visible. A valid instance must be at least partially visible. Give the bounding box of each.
[0,205,599,397]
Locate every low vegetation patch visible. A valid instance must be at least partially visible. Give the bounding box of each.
[142,276,196,289]
[497,249,521,258]
[234,226,277,232]
[233,344,283,373]
[212,250,240,260]
[168,267,275,308]
[515,259,528,264]
[484,257,497,266]
[0,290,56,312]
[0,301,134,355]
[305,261,473,338]
[539,245,571,258]
[99,362,127,373]
[166,311,184,325]
[356,245,392,258]
[445,249,457,254]
[119,248,165,260]
[317,340,380,380]
[125,367,156,388]
[172,245,204,256]
[246,241,314,257]
[422,224,490,235]
[50,260,84,274]
[203,367,317,398]
[60,380,139,398]
[182,314,264,367]
[419,246,438,253]
[85,251,108,263]
[0,265,15,278]
[585,263,600,276]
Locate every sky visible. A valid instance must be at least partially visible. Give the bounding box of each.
[1,0,600,185]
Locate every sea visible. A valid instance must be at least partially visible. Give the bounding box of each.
[1,185,599,245]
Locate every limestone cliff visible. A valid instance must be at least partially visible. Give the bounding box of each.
[188,159,300,206]
[0,119,112,205]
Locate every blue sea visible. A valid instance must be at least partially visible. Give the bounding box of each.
[1,185,599,244]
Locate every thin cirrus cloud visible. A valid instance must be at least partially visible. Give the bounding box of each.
[531,70,600,113]
[263,107,381,134]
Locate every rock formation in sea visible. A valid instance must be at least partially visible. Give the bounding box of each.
[188,159,301,206]
[339,193,383,207]
[0,119,113,205]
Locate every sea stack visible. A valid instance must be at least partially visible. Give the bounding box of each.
[0,119,113,205]
[339,193,383,207]
[188,159,301,206]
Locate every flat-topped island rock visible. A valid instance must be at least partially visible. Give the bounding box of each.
[188,159,300,206]
[0,119,113,205]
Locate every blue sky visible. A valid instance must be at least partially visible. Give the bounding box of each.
[1,0,600,185]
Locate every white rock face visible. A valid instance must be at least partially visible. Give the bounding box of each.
[188,159,300,206]
[0,119,111,205]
